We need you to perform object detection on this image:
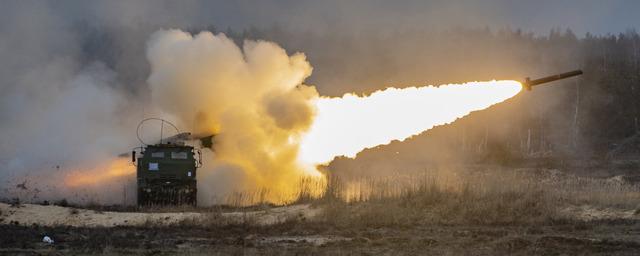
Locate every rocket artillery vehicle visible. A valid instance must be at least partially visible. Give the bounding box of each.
[523,70,583,91]
[131,118,213,206]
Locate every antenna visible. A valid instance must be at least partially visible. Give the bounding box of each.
[136,118,180,146]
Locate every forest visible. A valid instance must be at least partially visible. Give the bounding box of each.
[71,23,640,163]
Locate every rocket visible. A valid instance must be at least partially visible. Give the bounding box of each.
[523,70,583,91]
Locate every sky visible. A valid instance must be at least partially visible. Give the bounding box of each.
[44,0,640,37]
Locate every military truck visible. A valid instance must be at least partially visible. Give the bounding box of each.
[132,118,205,206]
[134,144,200,206]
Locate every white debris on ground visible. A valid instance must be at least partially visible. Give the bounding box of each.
[255,235,351,246]
[0,203,320,227]
[42,236,54,244]
[560,205,640,221]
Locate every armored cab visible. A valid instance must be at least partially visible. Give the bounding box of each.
[135,144,200,206]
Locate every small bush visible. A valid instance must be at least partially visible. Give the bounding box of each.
[9,198,21,207]
[54,199,69,207]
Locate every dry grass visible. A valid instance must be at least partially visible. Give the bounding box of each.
[219,177,326,207]
[16,165,638,229]
[314,167,640,227]
[173,166,640,228]
[538,170,640,208]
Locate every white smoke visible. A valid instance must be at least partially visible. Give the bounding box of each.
[0,60,141,203]
[0,24,522,206]
[146,30,321,205]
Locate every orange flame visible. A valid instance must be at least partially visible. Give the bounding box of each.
[64,158,135,187]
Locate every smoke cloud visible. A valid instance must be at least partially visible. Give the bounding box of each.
[146,30,321,205]
[0,59,140,203]
[1,1,630,205]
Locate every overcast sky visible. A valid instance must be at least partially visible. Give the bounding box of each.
[39,0,640,36]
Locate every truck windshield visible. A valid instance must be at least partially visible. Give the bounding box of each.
[171,152,188,159]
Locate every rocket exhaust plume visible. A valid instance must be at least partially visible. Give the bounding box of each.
[64,159,135,188]
[300,81,523,164]
[2,28,523,206]
[145,30,523,204]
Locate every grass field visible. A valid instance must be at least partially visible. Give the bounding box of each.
[2,163,640,255]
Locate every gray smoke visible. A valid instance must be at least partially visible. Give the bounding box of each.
[0,0,636,204]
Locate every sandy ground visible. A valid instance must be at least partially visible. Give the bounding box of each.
[2,202,637,228]
[2,218,640,255]
[2,165,640,255]
[2,203,640,255]
[0,203,320,227]
[560,205,640,221]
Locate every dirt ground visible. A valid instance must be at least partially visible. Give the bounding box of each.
[0,203,319,227]
[1,201,640,255]
[2,219,640,255]
[2,164,640,255]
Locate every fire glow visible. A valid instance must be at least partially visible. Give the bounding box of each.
[61,80,523,203]
[299,80,523,164]
[64,158,135,188]
[53,30,526,205]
